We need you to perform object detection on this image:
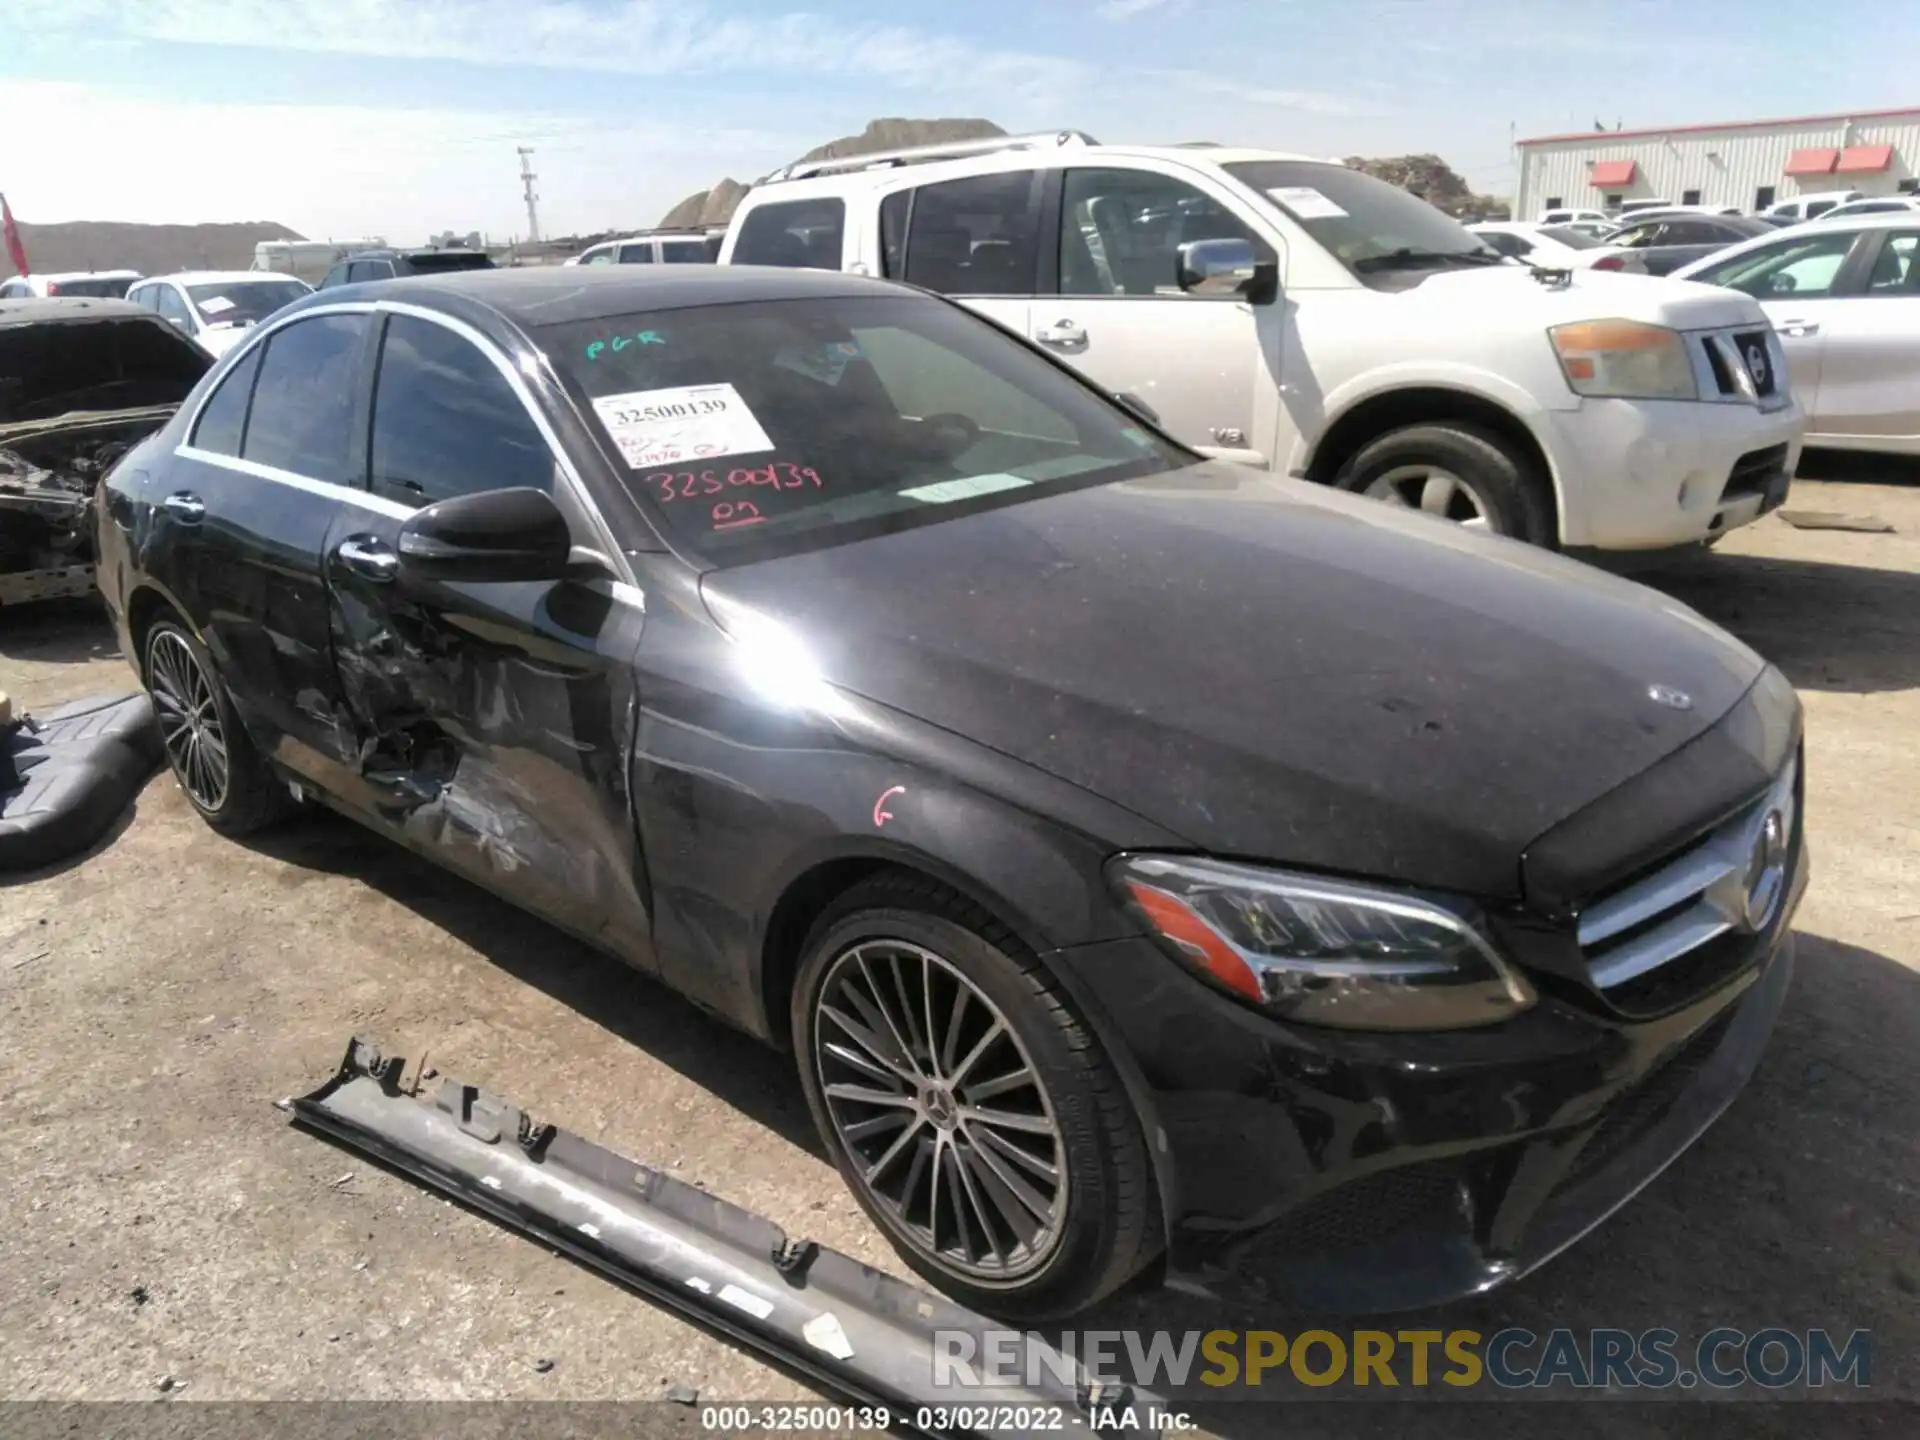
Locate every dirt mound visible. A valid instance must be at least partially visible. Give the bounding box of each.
[658,118,1006,229]
[3,220,304,281]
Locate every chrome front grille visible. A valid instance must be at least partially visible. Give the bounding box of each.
[1577,756,1798,993]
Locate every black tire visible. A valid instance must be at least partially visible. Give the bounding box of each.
[142,617,293,836]
[791,874,1160,1320]
[1334,421,1556,546]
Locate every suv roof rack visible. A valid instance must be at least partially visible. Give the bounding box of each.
[760,130,1099,185]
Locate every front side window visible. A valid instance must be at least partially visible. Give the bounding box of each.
[1475,231,1531,259]
[1061,168,1269,297]
[1864,232,1920,295]
[580,246,615,266]
[369,314,553,508]
[154,287,196,329]
[1537,225,1601,250]
[660,240,708,264]
[617,243,655,264]
[901,172,1043,297]
[189,347,264,457]
[1691,230,1860,299]
[732,199,846,269]
[319,264,349,289]
[541,293,1193,564]
[241,313,368,482]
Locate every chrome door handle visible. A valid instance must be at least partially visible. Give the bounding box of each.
[1778,320,1820,337]
[335,535,399,583]
[161,491,205,524]
[1034,319,1087,347]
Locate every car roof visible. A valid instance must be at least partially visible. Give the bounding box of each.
[307,262,905,327]
[0,296,155,326]
[1788,210,1920,232]
[139,270,305,286]
[740,144,1328,204]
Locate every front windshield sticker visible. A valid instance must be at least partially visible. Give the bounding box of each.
[1267,186,1348,219]
[591,382,774,468]
[773,339,863,387]
[585,329,666,361]
[198,295,235,315]
[899,473,1033,504]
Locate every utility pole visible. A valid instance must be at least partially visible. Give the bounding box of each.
[517,147,541,246]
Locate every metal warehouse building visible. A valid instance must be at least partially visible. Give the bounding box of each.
[1516,105,1920,218]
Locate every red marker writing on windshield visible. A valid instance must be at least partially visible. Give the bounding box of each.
[873,785,906,828]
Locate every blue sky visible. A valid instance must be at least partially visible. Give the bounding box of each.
[2,0,1913,241]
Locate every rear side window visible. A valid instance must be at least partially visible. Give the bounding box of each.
[733,199,846,269]
[369,314,553,507]
[617,243,655,264]
[241,314,368,482]
[903,173,1043,296]
[190,347,263,457]
[660,240,709,264]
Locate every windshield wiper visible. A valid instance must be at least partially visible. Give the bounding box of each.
[1352,247,1507,273]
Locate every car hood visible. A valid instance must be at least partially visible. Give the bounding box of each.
[1404,265,1767,329]
[700,467,1766,901]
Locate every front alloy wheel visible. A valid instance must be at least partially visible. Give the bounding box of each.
[814,940,1068,1281]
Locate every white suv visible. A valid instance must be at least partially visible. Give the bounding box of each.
[720,133,1804,549]
[567,230,717,266]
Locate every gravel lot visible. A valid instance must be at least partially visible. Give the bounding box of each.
[2,478,1915,1435]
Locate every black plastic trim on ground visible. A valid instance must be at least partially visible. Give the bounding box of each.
[289,1037,1162,1438]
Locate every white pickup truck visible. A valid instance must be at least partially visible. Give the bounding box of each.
[720,133,1803,550]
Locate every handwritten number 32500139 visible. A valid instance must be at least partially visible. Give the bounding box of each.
[647,462,822,502]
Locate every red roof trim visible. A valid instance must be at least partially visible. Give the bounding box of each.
[1837,143,1895,173]
[1785,147,1840,176]
[1519,103,1920,146]
[1589,159,1637,186]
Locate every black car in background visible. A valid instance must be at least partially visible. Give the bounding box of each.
[95,266,1805,1319]
[316,246,495,289]
[1600,214,1778,275]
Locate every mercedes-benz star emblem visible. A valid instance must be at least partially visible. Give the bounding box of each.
[1742,808,1789,930]
[1647,683,1693,710]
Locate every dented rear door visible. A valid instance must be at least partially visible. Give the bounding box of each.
[320,309,656,966]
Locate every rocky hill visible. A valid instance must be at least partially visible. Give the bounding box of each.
[2,219,305,281]
[658,118,1006,229]
[1343,155,1509,219]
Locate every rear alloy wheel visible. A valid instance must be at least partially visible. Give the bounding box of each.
[793,875,1160,1320]
[143,618,292,836]
[1336,422,1555,545]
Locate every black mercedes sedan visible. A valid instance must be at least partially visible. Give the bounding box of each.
[95,265,1806,1320]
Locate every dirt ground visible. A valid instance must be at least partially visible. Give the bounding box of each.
[1,478,1915,1436]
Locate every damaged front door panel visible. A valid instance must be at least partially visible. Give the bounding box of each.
[291,1038,1157,1436]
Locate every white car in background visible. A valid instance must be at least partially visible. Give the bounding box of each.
[1536,206,1612,228]
[1803,196,1920,224]
[1761,190,1862,224]
[1675,212,1920,456]
[565,230,718,266]
[724,131,1803,550]
[124,271,312,357]
[0,270,141,299]
[1468,222,1638,272]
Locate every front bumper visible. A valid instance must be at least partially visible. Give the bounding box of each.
[1047,856,1802,1314]
[1545,394,1803,550]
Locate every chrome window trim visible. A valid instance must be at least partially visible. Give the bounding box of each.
[174,298,639,593]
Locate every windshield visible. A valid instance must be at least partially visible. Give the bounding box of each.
[186,279,310,327]
[542,293,1196,565]
[47,276,135,298]
[1222,160,1495,285]
[1538,225,1601,250]
[405,251,495,273]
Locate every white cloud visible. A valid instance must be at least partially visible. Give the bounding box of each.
[0,79,811,239]
[1098,0,1190,18]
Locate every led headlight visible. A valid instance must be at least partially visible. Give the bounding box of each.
[1549,319,1698,401]
[1111,855,1535,1031]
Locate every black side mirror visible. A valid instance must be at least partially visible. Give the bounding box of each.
[1177,238,1278,304]
[1113,391,1161,426]
[397,487,573,584]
